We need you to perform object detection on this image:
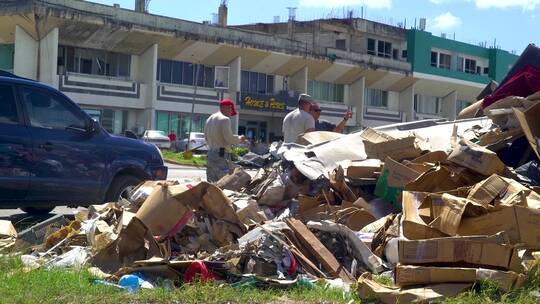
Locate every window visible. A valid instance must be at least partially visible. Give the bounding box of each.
[457,56,464,72]
[59,46,131,78]
[241,71,275,95]
[431,51,438,67]
[476,66,482,74]
[308,80,344,103]
[402,50,408,59]
[156,111,209,139]
[456,100,472,113]
[367,38,376,55]
[439,53,451,69]
[393,49,399,60]
[156,60,215,88]
[0,84,18,125]
[483,67,489,75]
[336,39,346,50]
[414,94,441,114]
[365,88,388,108]
[0,44,14,71]
[377,40,392,58]
[465,58,477,74]
[20,87,85,130]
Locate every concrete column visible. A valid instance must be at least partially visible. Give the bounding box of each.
[39,28,59,87]
[228,56,241,133]
[14,25,38,80]
[441,90,458,120]
[289,65,308,94]
[348,76,365,127]
[136,44,158,130]
[399,84,415,122]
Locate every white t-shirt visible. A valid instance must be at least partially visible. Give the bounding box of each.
[282,108,315,143]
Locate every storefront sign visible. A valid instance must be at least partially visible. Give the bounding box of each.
[240,93,297,112]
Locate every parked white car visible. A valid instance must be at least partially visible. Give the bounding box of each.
[142,130,171,149]
[179,132,208,152]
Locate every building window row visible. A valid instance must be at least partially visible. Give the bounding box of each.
[308,80,344,103]
[157,59,215,88]
[367,38,405,60]
[241,71,275,95]
[365,88,388,108]
[58,46,131,78]
[431,51,489,75]
[414,94,441,115]
[83,108,127,135]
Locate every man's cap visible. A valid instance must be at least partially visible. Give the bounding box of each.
[219,98,237,116]
[298,93,313,103]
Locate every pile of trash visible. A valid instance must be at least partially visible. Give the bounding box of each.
[2,46,540,303]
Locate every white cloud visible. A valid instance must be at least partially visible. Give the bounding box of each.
[429,0,449,4]
[298,0,392,9]
[430,12,462,30]
[473,0,540,10]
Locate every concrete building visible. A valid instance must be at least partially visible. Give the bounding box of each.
[0,0,518,142]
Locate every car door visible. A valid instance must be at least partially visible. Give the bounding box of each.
[0,83,32,201]
[17,85,107,204]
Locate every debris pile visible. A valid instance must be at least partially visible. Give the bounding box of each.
[2,45,540,303]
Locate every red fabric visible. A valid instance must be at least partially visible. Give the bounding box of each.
[483,65,540,108]
[168,133,177,141]
[183,260,217,283]
[219,98,238,116]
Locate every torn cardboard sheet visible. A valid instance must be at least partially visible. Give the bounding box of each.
[401,191,448,240]
[357,273,471,304]
[447,139,506,176]
[0,220,17,238]
[395,265,525,291]
[297,131,343,146]
[467,174,510,207]
[514,102,540,159]
[410,151,448,164]
[216,168,252,192]
[341,159,382,179]
[375,157,421,210]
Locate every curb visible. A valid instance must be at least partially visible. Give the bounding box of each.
[164,159,207,168]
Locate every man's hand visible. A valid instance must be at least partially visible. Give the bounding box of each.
[239,135,247,142]
[343,111,353,120]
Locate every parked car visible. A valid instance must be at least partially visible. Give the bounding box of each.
[142,130,171,149]
[178,132,208,152]
[0,71,168,214]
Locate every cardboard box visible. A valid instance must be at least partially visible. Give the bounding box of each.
[429,194,486,236]
[447,139,506,176]
[361,128,422,161]
[398,236,515,269]
[395,265,524,291]
[459,205,540,247]
[402,191,448,240]
[345,159,382,178]
[374,158,422,210]
[410,151,448,164]
[467,174,509,207]
[514,102,540,159]
[405,165,464,193]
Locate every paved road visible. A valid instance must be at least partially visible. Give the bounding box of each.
[0,162,206,223]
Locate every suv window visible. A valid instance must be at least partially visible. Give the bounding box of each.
[0,84,19,125]
[19,87,85,130]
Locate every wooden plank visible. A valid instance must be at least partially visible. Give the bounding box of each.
[285,218,354,282]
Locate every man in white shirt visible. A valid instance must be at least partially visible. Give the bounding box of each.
[204,99,245,182]
[282,94,315,143]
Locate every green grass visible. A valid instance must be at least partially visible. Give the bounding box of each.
[162,151,207,167]
[0,256,355,304]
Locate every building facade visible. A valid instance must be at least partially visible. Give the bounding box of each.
[0,0,518,142]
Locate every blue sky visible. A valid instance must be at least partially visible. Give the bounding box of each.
[90,0,539,54]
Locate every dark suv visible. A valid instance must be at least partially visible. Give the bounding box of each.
[0,72,167,213]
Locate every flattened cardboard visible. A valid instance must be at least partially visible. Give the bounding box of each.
[395,265,523,291]
[398,236,514,269]
[357,273,471,304]
[0,220,17,238]
[361,128,422,161]
[216,167,252,192]
[447,139,506,176]
[459,205,540,247]
[513,102,540,159]
[405,165,464,193]
[429,194,487,236]
[345,159,382,178]
[375,157,421,210]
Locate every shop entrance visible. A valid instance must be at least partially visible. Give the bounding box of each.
[238,120,267,143]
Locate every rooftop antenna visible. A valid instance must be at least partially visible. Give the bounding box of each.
[287,7,297,21]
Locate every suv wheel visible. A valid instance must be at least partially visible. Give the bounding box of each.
[21,207,55,214]
[106,175,142,202]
